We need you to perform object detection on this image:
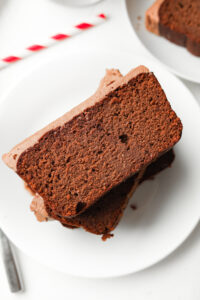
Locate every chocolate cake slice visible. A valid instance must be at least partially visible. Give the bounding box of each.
[2,66,182,218]
[30,150,175,235]
[146,0,200,56]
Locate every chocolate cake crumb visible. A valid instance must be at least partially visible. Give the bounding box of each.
[16,71,182,219]
[52,150,175,235]
[146,0,200,56]
[29,149,175,235]
[130,204,137,210]
[102,233,114,241]
[140,149,175,183]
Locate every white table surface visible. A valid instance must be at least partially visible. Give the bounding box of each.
[0,0,199,299]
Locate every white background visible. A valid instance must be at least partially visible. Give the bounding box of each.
[0,0,199,299]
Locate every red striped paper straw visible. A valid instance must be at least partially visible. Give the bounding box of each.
[0,14,106,70]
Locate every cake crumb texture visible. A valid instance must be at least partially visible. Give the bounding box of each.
[16,71,182,218]
[146,0,200,56]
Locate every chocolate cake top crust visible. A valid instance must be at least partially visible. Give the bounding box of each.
[146,0,200,56]
[3,66,182,218]
[30,149,175,235]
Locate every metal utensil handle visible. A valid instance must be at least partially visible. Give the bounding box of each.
[0,229,22,292]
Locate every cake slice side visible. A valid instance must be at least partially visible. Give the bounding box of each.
[145,0,164,35]
[146,0,200,56]
[2,66,148,171]
[58,149,175,234]
[30,150,175,235]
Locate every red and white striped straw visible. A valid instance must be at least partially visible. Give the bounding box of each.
[0,13,106,70]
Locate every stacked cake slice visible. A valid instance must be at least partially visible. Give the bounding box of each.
[146,0,200,56]
[2,66,182,238]
[30,149,175,236]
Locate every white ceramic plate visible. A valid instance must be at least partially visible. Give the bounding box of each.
[125,0,200,83]
[0,51,200,278]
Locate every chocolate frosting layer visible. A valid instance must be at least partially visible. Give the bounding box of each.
[30,194,49,222]
[145,0,164,35]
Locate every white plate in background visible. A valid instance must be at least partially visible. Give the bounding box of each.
[0,51,200,278]
[125,0,200,83]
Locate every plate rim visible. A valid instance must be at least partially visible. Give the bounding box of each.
[2,218,199,279]
[124,0,200,84]
[0,49,200,278]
